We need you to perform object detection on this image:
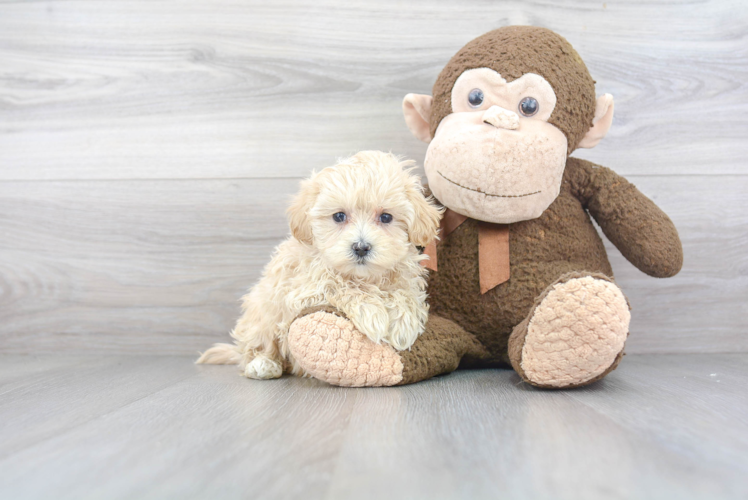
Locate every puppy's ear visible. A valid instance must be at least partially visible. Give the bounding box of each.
[406,181,443,247]
[287,176,319,244]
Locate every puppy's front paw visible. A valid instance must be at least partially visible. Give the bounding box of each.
[388,310,424,351]
[244,355,283,380]
[348,303,390,344]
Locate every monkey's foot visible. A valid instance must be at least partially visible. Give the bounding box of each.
[287,307,403,387]
[508,273,630,389]
[287,307,486,387]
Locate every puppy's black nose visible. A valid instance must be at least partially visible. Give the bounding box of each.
[352,241,371,257]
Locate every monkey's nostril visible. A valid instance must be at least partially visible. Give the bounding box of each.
[352,241,372,257]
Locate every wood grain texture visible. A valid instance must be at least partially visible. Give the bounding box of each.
[0,356,195,460]
[0,0,746,180]
[0,175,745,354]
[0,0,746,355]
[0,178,295,353]
[0,353,745,499]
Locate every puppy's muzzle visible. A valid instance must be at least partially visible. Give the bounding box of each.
[352,241,372,259]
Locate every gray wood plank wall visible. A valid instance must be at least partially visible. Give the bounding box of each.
[1,0,746,354]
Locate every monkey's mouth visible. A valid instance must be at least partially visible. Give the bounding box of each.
[437,171,541,198]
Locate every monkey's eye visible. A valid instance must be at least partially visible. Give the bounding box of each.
[468,88,484,108]
[332,212,347,223]
[519,97,539,117]
[379,213,393,224]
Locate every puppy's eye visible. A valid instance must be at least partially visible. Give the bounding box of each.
[379,213,393,224]
[519,96,539,117]
[332,212,346,223]
[468,88,484,108]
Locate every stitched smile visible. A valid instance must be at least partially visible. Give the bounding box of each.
[437,171,541,198]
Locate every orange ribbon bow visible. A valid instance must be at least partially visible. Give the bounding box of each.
[422,209,510,294]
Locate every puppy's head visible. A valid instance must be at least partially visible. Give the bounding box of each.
[287,151,443,280]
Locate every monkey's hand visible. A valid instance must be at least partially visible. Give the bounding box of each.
[571,158,683,278]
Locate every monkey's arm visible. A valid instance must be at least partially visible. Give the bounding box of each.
[568,157,683,278]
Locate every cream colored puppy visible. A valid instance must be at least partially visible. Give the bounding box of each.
[197,151,442,379]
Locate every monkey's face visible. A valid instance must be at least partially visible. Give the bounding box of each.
[403,26,614,224]
[424,68,568,224]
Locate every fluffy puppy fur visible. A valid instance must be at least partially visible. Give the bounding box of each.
[196,151,443,379]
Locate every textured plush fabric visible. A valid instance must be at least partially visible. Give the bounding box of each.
[430,26,597,154]
[287,307,404,387]
[506,272,630,388]
[427,157,682,369]
[424,110,568,223]
[576,162,684,277]
[423,210,511,292]
[398,315,489,385]
[286,307,487,387]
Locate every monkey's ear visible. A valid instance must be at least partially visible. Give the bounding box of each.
[286,176,319,244]
[403,94,433,143]
[578,94,615,149]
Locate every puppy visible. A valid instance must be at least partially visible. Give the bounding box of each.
[197,151,443,379]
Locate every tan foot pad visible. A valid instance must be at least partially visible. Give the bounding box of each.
[521,276,630,388]
[287,311,404,387]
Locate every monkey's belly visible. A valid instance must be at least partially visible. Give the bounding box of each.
[426,196,613,366]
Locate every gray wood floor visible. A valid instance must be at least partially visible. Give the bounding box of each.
[0,353,745,500]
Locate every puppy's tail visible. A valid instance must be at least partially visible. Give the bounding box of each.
[196,343,241,365]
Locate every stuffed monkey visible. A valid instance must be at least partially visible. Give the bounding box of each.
[286,26,683,389]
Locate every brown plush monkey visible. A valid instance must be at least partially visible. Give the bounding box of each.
[286,26,683,389]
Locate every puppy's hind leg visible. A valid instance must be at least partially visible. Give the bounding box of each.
[244,354,283,380]
[197,342,282,379]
